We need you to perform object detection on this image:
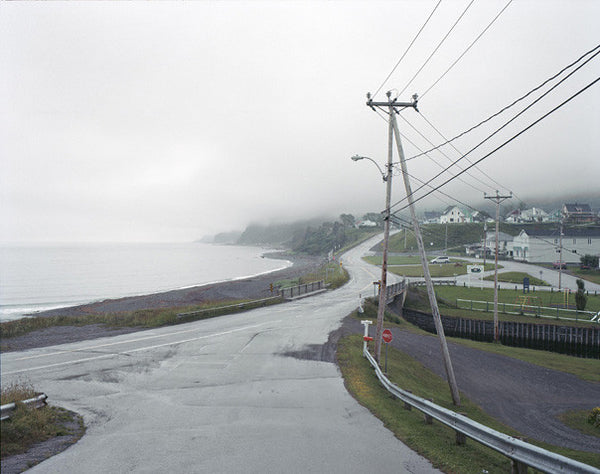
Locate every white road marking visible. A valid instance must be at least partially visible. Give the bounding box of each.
[3,321,279,375]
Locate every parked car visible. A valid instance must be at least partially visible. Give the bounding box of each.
[552,262,567,269]
[430,256,450,264]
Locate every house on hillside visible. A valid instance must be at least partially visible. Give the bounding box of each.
[465,230,513,258]
[543,209,562,223]
[562,203,596,224]
[520,207,548,223]
[505,209,522,223]
[439,206,473,224]
[356,219,378,228]
[511,226,600,263]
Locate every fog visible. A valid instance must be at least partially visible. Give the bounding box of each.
[1,1,599,242]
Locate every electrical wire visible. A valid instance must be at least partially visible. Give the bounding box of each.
[396,113,492,194]
[420,0,514,99]
[392,51,600,210]
[373,0,443,99]
[416,112,520,199]
[407,43,600,161]
[398,0,476,97]
[390,75,600,213]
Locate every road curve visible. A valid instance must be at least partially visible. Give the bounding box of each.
[1,236,439,474]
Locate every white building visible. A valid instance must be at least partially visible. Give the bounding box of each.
[511,227,600,263]
[439,206,473,224]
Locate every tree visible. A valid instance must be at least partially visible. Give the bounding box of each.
[580,254,599,269]
[362,212,384,226]
[575,279,587,311]
[339,213,355,228]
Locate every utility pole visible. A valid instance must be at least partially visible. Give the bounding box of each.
[484,191,512,342]
[372,93,461,406]
[444,221,448,256]
[373,91,395,364]
[482,222,487,265]
[558,220,564,290]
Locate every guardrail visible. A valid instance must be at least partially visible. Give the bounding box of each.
[177,296,281,320]
[456,298,597,323]
[409,279,456,287]
[1,393,48,421]
[279,280,325,300]
[362,348,597,473]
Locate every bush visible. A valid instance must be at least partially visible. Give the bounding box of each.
[588,407,600,429]
[575,279,587,311]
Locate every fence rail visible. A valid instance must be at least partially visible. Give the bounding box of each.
[362,348,597,473]
[409,279,456,287]
[456,298,598,323]
[279,280,325,300]
[1,393,48,421]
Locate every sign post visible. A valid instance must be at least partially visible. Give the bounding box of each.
[382,329,393,373]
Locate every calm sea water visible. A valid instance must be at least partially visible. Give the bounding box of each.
[0,242,291,322]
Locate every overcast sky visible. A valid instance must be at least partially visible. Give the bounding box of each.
[1,1,599,243]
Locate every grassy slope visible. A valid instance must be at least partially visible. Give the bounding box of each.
[338,319,600,472]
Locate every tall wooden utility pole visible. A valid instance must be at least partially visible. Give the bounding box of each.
[558,220,564,290]
[370,93,461,406]
[484,191,512,342]
[373,92,395,364]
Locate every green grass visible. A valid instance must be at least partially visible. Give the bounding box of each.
[571,268,600,285]
[558,409,600,438]
[484,271,548,286]
[363,255,425,266]
[1,381,85,460]
[428,285,600,313]
[337,320,600,472]
[388,262,498,278]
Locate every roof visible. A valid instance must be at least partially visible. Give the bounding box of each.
[563,203,592,213]
[512,225,600,238]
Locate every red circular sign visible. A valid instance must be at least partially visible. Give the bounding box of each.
[382,329,393,343]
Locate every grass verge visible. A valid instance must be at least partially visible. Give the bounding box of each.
[1,381,85,461]
[337,315,600,472]
[558,409,600,438]
[484,271,547,286]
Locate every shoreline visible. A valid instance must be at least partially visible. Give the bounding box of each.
[1,252,323,352]
[28,251,319,319]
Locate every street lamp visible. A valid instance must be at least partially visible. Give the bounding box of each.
[351,155,387,182]
[351,153,393,363]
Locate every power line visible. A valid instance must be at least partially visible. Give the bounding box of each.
[420,0,513,99]
[416,112,520,199]
[396,113,492,194]
[392,50,600,209]
[407,43,600,161]
[391,75,600,213]
[373,0,443,99]
[398,0,476,97]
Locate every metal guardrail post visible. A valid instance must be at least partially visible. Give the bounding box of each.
[361,346,597,473]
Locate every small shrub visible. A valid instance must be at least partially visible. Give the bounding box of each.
[588,407,600,429]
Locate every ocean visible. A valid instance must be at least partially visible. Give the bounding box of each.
[0,242,291,322]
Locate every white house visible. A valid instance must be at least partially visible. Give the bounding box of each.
[511,227,600,263]
[439,206,473,224]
